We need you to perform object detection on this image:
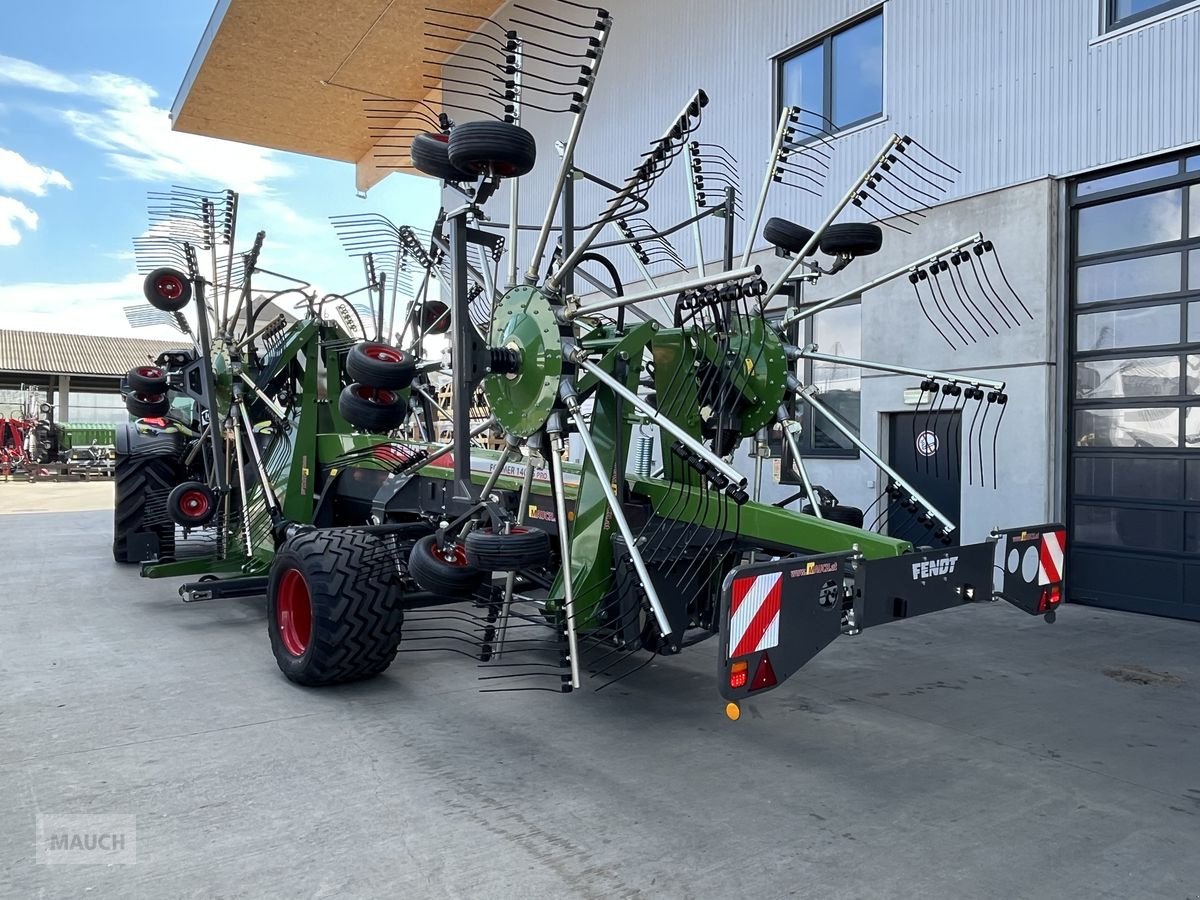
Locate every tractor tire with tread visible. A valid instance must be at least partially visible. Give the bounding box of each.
[268,528,406,686]
[126,392,171,418]
[113,452,178,563]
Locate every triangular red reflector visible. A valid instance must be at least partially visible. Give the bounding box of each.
[750,654,778,691]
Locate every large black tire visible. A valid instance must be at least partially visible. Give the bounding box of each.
[410,132,470,182]
[166,481,218,528]
[346,342,417,390]
[143,267,192,312]
[338,384,409,433]
[447,121,537,179]
[465,526,552,571]
[819,223,884,258]
[113,451,179,563]
[268,529,406,687]
[127,365,169,393]
[408,534,488,597]
[763,217,815,255]
[126,391,171,418]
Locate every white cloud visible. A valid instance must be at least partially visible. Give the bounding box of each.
[0,196,38,245]
[0,53,290,196]
[0,273,179,338]
[0,147,71,195]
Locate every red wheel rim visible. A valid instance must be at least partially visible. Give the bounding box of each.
[363,344,406,364]
[435,541,469,567]
[136,366,165,379]
[133,393,165,404]
[178,488,210,520]
[155,274,184,300]
[352,385,397,405]
[276,569,312,657]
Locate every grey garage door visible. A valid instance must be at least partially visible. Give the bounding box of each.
[1068,149,1200,620]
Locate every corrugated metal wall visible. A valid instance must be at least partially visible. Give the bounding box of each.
[448,0,1199,281]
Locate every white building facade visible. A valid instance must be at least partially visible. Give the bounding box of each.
[453,0,1200,619]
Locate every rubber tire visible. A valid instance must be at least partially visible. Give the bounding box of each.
[408,534,488,597]
[803,503,865,528]
[143,267,192,312]
[763,217,816,255]
[113,452,178,563]
[447,121,537,178]
[346,342,417,390]
[267,529,405,687]
[126,391,171,418]
[127,366,169,393]
[464,526,551,571]
[167,481,218,528]
[411,132,470,182]
[338,384,409,433]
[819,223,884,258]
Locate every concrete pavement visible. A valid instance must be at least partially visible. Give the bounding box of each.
[1,509,1198,899]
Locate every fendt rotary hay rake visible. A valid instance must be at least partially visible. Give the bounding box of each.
[116,1,1066,714]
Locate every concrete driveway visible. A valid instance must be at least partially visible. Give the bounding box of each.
[2,508,1198,899]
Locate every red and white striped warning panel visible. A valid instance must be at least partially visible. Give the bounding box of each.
[728,571,782,659]
[1038,529,1065,586]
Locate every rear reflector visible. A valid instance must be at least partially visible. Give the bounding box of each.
[1037,584,1062,613]
[750,655,778,691]
[729,660,749,689]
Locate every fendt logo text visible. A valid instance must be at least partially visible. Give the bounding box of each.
[912,557,959,580]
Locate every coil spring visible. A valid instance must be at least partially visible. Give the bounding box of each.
[633,430,654,478]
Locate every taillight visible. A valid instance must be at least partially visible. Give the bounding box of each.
[729,660,748,689]
[1037,584,1062,613]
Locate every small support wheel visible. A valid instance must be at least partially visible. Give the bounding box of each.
[126,366,168,393]
[346,342,417,389]
[408,534,488,597]
[447,121,537,179]
[419,300,450,335]
[763,217,816,255]
[126,391,171,418]
[167,481,217,528]
[143,267,192,312]
[410,132,472,183]
[818,223,884,258]
[338,384,409,433]
[464,526,551,571]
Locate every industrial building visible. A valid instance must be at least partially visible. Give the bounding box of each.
[172,0,1200,619]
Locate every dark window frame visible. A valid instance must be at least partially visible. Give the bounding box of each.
[1067,146,1200,562]
[774,8,885,137]
[1106,0,1195,30]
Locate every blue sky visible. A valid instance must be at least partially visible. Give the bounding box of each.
[0,0,440,337]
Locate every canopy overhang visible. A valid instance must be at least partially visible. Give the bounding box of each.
[170,0,503,191]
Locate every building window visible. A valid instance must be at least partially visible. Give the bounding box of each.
[1107,0,1193,30]
[778,11,884,134]
[774,299,862,473]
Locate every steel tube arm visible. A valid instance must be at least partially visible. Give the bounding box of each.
[741,106,792,267]
[570,353,747,488]
[798,388,955,534]
[568,265,760,319]
[798,350,1005,391]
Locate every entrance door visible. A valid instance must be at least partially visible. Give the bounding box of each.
[886,410,962,547]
